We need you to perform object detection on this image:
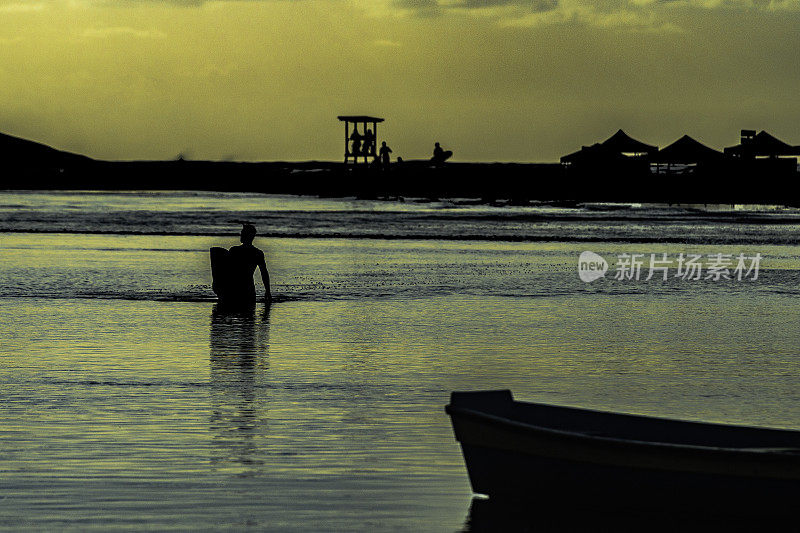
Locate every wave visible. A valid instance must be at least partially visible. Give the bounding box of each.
[2,279,794,305]
[6,209,800,224]
[0,293,302,303]
[4,194,800,246]
[0,291,426,303]
[0,245,206,253]
[21,378,420,394]
[2,227,799,245]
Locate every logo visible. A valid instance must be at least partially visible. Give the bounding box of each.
[578,251,608,283]
[577,251,761,283]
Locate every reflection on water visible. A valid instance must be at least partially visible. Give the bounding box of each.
[209,303,271,475]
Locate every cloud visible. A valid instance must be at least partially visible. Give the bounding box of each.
[393,0,558,13]
[385,0,800,31]
[389,0,682,29]
[108,0,330,5]
[2,0,797,8]
[496,2,683,30]
[390,0,800,21]
[81,26,167,38]
[391,0,443,17]
[628,0,800,8]
[452,0,558,8]
[0,0,301,7]
[90,0,222,5]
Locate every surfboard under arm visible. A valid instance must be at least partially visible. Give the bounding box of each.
[210,247,230,297]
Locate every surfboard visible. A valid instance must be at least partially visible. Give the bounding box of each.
[431,150,453,164]
[210,247,231,299]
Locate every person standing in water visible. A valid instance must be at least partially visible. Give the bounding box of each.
[226,223,271,304]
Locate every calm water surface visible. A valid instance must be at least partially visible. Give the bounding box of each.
[2,191,800,531]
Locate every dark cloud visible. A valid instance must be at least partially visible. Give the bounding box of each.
[455,0,558,9]
[393,0,558,16]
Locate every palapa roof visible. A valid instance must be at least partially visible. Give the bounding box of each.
[600,129,658,155]
[560,129,657,163]
[337,115,384,123]
[724,130,799,157]
[652,135,722,164]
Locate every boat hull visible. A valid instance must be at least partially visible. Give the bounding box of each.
[446,390,800,513]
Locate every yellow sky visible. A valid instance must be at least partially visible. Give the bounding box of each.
[1,0,799,162]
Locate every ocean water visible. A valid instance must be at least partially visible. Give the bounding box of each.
[2,190,800,531]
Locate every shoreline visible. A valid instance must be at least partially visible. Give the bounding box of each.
[3,158,799,206]
[1,130,798,204]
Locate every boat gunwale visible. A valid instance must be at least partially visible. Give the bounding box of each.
[446,404,800,456]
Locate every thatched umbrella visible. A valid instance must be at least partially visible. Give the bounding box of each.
[560,130,657,164]
[653,135,722,164]
[599,129,658,156]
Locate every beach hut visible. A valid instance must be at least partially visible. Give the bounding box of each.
[653,135,722,163]
[338,115,384,166]
[723,130,800,159]
[722,130,800,185]
[651,135,722,175]
[598,129,658,157]
[560,130,657,199]
[560,129,657,165]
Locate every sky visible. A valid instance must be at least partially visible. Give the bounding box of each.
[0,0,799,162]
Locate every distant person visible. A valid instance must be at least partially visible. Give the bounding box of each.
[350,128,363,156]
[211,223,270,306]
[363,129,375,156]
[431,142,453,165]
[379,141,392,171]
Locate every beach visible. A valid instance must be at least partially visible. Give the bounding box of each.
[3,191,800,530]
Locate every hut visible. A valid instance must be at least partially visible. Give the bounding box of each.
[721,130,800,186]
[560,129,657,166]
[338,115,384,166]
[723,130,800,159]
[598,129,658,157]
[560,130,657,200]
[651,135,722,175]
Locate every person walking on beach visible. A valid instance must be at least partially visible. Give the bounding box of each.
[213,223,271,305]
[379,141,392,171]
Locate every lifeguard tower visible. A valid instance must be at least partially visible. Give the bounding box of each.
[338,115,384,166]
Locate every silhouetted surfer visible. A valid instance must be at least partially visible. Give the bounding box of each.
[210,224,271,306]
[431,142,453,165]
